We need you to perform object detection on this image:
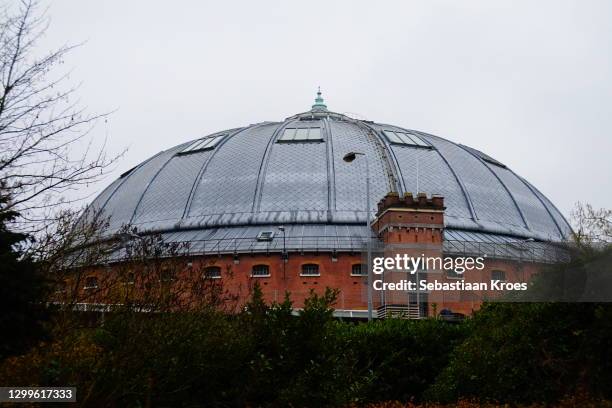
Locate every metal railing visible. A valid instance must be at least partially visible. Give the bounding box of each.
[442,239,570,264]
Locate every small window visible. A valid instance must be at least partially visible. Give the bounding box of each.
[55,280,68,293]
[459,144,507,168]
[120,166,137,178]
[351,264,366,276]
[160,269,174,282]
[257,231,275,241]
[84,276,98,289]
[383,130,430,148]
[278,127,323,142]
[178,134,225,155]
[125,272,135,285]
[446,270,464,280]
[301,264,320,276]
[491,270,506,281]
[252,264,270,277]
[204,266,221,279]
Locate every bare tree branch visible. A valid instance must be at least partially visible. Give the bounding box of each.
[0,0,124,232]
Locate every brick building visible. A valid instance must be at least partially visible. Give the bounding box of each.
[80,91,571,318]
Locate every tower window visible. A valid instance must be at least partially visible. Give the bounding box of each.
[383,130,430,148]
[351,264,366,276]
[204,266,221,279]
[252,264,270,277]
[300,264,320,276]
[278,127,323,142]
[491,270,506,281]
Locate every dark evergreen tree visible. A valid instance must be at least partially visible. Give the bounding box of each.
[0,191,48,360]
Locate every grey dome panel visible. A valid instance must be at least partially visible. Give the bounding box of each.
[424,135,526,229]
[521,178,572,238]
[103,147,183,232]
[187,123,280,220]
[389,145,473,221]
[89,110,571,243]
[329,120,394,214]
[485,164,563,239]
[258,136,328,212]
[132,149,215,229]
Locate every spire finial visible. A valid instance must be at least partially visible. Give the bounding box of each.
[311,87,328,111]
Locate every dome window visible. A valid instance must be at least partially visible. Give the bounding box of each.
[383,130,430,148]
[459,144,507,168]
[178,134,225,155]
[278,127,323,142]
[119,166,137,178]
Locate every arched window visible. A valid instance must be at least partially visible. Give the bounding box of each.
[351,264,365,276]
[204,266,221,279]
[252,264,270,277]
[301,264,320,276]
[84,276,98,289]
[491,270,506,281]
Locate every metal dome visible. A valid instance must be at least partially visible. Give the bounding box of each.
[87,93,571,252]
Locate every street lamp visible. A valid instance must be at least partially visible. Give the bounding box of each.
[343,151,373,321]
[278,225,287,279]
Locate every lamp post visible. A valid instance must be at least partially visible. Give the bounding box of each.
[278,225,287,279]
[343,151,373,321]
[519,237,535,282]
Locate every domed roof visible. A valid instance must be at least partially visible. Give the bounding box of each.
[88,92,571,250]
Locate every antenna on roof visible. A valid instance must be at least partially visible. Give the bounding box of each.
[416,155,420,194]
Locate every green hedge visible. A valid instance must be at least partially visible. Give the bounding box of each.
[2,284,611,406]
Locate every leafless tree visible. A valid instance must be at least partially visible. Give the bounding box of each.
[41,209,241,331]
[0,0,122,232]
[571,201,612,244]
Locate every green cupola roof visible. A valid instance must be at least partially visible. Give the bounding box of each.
[311,87,328,111]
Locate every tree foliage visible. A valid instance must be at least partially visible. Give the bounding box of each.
[0,189,48,360]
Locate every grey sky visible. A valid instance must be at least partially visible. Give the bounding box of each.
[35,0,612,218]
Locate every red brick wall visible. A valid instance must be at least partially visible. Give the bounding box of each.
[66,251,545,316]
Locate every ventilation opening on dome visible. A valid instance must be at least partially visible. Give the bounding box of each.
[298,117,321,122]
[256,231,275,241]
[278,127,323,143]
[459,144,507,168]
[177,134,226,155]
[383,130,430,148]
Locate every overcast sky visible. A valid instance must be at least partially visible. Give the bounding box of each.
[33,0,612,218]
